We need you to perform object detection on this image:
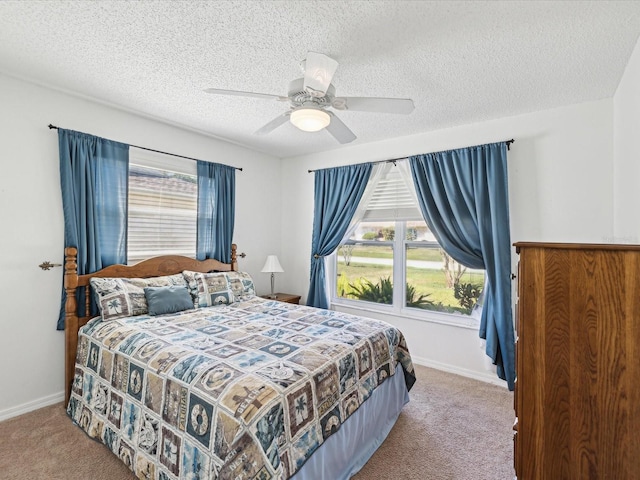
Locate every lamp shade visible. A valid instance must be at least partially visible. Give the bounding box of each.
[261,255,284,273]
[290,107,330,132]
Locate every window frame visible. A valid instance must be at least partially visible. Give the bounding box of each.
[330,219,483,329]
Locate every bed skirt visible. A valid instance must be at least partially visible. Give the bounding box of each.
[294,363,409,479]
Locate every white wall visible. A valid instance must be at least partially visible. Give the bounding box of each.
[0,73,282,419]
[280,98,614,383]
[614,35,640,242]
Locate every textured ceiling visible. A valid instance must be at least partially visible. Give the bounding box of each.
[1,1,639,158]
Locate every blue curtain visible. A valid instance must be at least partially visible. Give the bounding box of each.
[58,129,129,329]
[307,164,372,309]
[409,142,514,390]
[196,161,235,263]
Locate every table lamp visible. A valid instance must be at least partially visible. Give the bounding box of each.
[261,255,284,299]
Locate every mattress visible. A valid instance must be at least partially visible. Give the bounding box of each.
[67,295,415,479]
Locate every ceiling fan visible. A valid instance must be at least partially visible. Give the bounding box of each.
[204,52,415,144]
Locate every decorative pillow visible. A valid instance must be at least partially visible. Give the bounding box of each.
[181,270,235,308]
[90,274,188,321]
[225,271,256,299]
[144,286,194,316]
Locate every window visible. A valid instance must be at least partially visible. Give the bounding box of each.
[127,149,197,264]
[333,163,485,320]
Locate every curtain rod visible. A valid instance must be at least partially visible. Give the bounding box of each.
[307,138,514,173]
[48,124,243,171]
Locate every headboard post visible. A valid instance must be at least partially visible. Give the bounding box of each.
[64,247,79,405]
[231,243,238,271]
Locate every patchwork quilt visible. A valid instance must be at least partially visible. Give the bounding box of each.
[67,295,416,480]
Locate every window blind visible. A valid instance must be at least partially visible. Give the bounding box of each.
[362,166,422,221]
[127,163,197,263]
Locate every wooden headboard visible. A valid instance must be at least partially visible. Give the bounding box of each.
[63,244,238,404]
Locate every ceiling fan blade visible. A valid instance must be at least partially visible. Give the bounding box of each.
[204,88,286,101]
[332,97,414,114]
[254,112,291,136]
[326,112,356,144]
[303,52,339,97]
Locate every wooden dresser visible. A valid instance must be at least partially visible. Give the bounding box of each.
[513,242,640,480]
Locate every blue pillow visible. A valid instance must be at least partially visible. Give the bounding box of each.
[144,285,194,316]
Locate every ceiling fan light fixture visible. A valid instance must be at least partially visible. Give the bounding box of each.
[290,107,330,132]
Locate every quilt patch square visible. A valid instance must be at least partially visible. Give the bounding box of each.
[171,354,210,384]
[83,372,95,404]
[104,326,137,350]
[342,390,360,417]
[286,382,315,439]
[186,393,214,449]
[144,371,164,415]
[285,334,314,346]
[359,372,377,402]
[102,425,118,454]
[182,440,211,480]
[87,342,100,372]
[313,363,340,418]
[194,363,244,400]
[377,362,391,383]
[127,362,145,401]
[329,330,363,346]
[212,409,241,462]
[218,432,268,480]
[91,381,109,415]
[321,318,349,329]
[99,349,113,381]
[118,332,151,356]
[227,351,272,371]
[287,350,328,371]
[279,449,291,479]
[107,391,123,429]
[307,340,349,358]
[355,342,373,377]
[134,452,156,480]
[122,399,141,444]
[149,347,190,375]
[111,354,130,392]
[290,425,321,471]
[220,375,279,425]
[235,334,272,349]
[338,353,357,394]
[159,426,181,476]
[254,403,285,454]
[262,328,291,340]
[320,406,342,440]
[71,367,83,396]
[260,341,298,359]
[256,362,307,390]
[208,344,245,360]
[138,412,160,456]
[118,440,135,470]
[370,331,391,367]
[162,379,188,431]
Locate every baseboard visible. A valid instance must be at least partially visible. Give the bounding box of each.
[0,391,65,422]
[411,355,508,388]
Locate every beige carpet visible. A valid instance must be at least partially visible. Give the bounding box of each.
[0,365,514,480]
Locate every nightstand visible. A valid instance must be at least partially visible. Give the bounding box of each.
[260,293,301,305]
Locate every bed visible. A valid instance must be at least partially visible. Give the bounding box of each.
[64,244,416,479]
